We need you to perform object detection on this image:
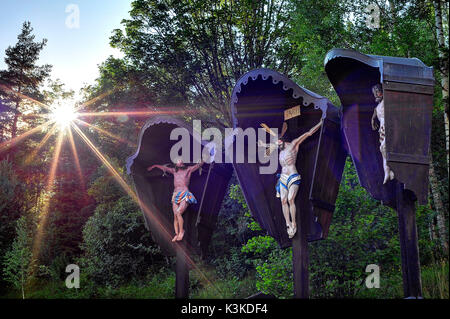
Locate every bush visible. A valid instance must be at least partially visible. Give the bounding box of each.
[80,196,164,287]
[254,248,293,298]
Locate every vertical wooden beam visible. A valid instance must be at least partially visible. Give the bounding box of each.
[175,242,189,299]
[396,183,422,298]
[292,203,309,298]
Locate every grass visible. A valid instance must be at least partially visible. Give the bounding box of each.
[355,259,449,299]
[421,260,449,299]
[2,260,447,299]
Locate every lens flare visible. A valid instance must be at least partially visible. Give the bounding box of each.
[31,131,64,266]
[0,84,222,295]
[75,118,137,148]
[71,122,221,296]
[50,103,78,130]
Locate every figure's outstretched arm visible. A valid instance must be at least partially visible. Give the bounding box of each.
[292,119,323,149]
[371,108,379,130]
[147,164,174,174]
[188,160,204,173]
[258,140,272,148]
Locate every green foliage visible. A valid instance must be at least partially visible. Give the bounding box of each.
[254,248,293,298]
[421,260,449,299]
[1,0,448,300]
[213,247,249,279]
[209,180,256,279]
[0,160,20,212]
[97,270,175,299]
[191,274,257,299]
[229,184,262,232]
[0,160,23,267]
[80,196,163,287]
[2,216,35,299]
[87,160,125,205]
[0,21,51,141]
[242,236,278,258]
[110,0,297,126]
[309,161,401,298]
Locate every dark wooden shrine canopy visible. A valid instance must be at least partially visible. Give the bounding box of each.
[230,68,346,247]
[324,49,434,206]
[126,116,232,257]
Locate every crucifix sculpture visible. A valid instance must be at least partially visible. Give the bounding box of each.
[276,120,323,238]
[325,48,435,298]
[230,68,346,298]
[127,116,233,299]
[147,159,204,242]
[260,120,323,238]
[371,84,394,184]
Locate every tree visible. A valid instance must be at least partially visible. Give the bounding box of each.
[0,21,51,155]
[2,216,35,299]
[0,160,23,278]
[110,0,298,127]
[433,0,449,174]
[288,0,449,256]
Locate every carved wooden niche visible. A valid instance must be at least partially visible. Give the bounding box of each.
[325,49,434,206]
[126,115,233,258]
[229,68,347,247]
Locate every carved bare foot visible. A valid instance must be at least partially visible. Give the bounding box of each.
[287,224,297,238]
[389,170,394,180]
[383,173,389,184]
[177,230,185,241]
[288,228,294,238]
[172,235,178,242]
[286,223,292,238]
[288,224,297,238]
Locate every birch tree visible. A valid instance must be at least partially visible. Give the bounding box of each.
[434,0,449,174]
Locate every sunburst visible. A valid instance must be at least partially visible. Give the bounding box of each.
[0,83,221,296]
[48,102,78,131]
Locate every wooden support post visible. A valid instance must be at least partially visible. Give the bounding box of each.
[175,242,189,299]
[396,183,422,298]
[292,203,309,298]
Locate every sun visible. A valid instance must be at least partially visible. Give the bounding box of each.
[50,103,78,130]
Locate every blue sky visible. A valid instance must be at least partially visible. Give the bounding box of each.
[0,0,132,95]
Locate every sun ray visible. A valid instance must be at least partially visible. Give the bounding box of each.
[77,110,171,117]
[30,130,64,267]
[74,88,117,112]
[71,122,221,296]
[75,118,137,148]
[76,106,200,118]
[67,127,86,190]
[0,83,52,111]
[0,120,53,153]
[23,124,58,165]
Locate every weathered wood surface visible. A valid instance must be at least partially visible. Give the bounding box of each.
[384,85,433,205]
[310,106,347,238]
[196,162,233,258]
[292,207,309,298]
[175,241,190,299]
[396,184,422,297]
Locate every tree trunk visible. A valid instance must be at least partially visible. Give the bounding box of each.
[434,0,449,175]
[21,265,25,299]
[429,159,449,253]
